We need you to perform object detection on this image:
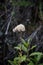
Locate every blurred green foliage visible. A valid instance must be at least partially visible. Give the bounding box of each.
[8,38,43,65]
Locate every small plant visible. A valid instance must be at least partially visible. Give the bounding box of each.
[8,38,43,65]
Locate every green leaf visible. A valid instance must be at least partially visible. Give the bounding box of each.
[22,44,28,53]
[14,55,26,64]
[27,61,34,65]
[28,38,32,44]
[36,55,42,62]
[30,45,37,50]
[30,52,43,56]
[30,52,43,62]
[21,38,29,48]
[14,57,20,61]
[21,38,26,45]
[14,47,21,50]
[14,44,22,50]
[30,57,37,63]
[20,55,26,63]
[14,57,20,65]
[8,60,14,65]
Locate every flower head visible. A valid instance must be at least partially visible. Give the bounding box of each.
[13,24,25,32]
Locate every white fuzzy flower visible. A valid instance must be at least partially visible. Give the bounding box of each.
[13,24,25,32]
